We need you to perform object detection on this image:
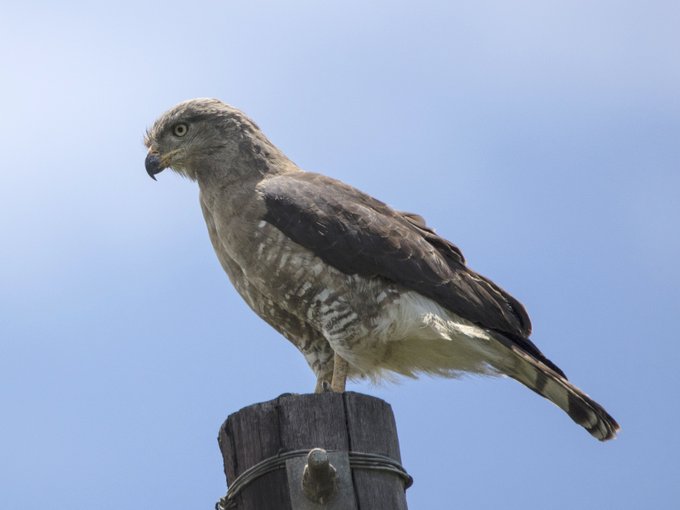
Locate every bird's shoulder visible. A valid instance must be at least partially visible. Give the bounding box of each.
[257,171,466,263]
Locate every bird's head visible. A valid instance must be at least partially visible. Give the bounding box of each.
[144,98,273,182]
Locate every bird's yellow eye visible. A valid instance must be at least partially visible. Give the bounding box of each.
[173,123,188,137]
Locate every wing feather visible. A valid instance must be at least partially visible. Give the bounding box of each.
[259,173,532,337]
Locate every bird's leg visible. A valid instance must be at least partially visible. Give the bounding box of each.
[330,352,349,393]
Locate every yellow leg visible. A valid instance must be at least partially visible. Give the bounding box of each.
[330,353,349,393]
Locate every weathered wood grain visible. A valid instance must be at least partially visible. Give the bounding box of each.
[218,392,409,510]
[344,393,408,510]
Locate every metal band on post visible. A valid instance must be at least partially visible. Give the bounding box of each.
[216,448,413,509]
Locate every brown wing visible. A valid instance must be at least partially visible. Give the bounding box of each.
[259,172,532,337]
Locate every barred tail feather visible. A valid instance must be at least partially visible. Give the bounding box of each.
[492,334,620,441]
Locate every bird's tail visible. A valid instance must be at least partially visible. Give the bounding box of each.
[491,334,620,441]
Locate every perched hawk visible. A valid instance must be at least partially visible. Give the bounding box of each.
[145,98,619,441]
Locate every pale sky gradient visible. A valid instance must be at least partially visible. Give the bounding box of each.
[2,1,679,508]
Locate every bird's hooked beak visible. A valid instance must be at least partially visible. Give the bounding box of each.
[145,151,166,180]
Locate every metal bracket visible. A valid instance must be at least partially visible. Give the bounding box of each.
[302,448,337,503]
[286,449,358,509]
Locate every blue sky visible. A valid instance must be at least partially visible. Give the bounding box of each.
[1,1,678,508]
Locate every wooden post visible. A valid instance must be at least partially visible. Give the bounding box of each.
[217,392,411,510]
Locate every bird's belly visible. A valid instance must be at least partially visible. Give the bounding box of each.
[234,224,384,342]
[212,242,337,376]
[328,290,507,381]
[226,223,504,381]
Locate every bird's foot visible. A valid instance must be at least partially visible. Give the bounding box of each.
[314,378,332,393]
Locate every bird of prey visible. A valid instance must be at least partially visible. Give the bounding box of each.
[145,98,619,441]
